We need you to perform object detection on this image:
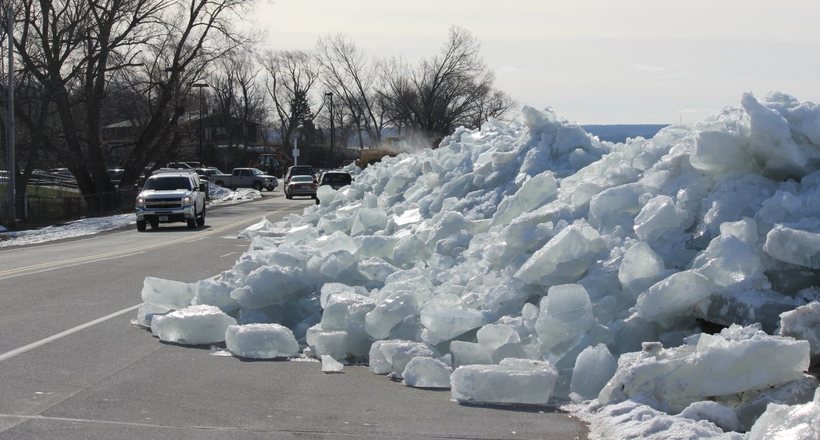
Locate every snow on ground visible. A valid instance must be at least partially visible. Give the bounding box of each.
[138,92,820,439]
[0,184,263,248]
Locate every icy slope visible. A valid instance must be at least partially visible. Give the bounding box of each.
[137,92,820,438]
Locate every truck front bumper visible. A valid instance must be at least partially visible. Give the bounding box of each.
[136,206,196,223]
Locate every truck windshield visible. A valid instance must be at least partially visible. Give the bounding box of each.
[144,177,192,191]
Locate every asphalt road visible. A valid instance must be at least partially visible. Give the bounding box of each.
[0,194,588,440]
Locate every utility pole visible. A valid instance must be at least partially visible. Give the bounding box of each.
[325,92,334,169]
[191,83,209,164]
[3,1,14,223]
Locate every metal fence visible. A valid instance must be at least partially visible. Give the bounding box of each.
[1,185,139,227]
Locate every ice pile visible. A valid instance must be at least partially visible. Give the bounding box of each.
[136,92,820,438]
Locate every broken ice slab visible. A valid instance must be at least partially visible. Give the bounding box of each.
[402,356,453,389]
[368,340,437,378]
[514,222,603,286]
[450,341,494,368]
[151,305,236,345]
[633,195,681,243]
[617,242,667,298]
[420,308,491,345]
[135,302,169,328]
[193,279,239,314]
[141,276,195,310]
[598,325,811,412]
[225,323,299,359]
[691,235,764,288]
[747,387,820,440]
[321,355,344,373]
[764,224,820,269]
[778,301,820,360]
[634,270,717,321]
[677,401,742,433]
[569,344,617,402]
[731,374,818,432]
[696,289,809,334]
[535,284,594,354]
[490,171,558,227]
[450,358,558,406]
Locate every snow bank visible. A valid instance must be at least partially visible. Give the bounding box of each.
[136,92,820,438]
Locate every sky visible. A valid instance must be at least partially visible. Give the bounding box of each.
[246,0,820,125]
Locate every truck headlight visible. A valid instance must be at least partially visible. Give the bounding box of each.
[182,196,192,205]
[136,197,145,207]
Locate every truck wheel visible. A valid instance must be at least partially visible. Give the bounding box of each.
[150,220,159,230]
[137,220,146,232]
[197,207,206,226]
[253,181,262,191]
[187,218,197,229]
[215,180,224,187]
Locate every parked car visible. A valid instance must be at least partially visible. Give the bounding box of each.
[284,175,317,199]
[107,168,124,188]
[284,165,316,185]
[318,171,353,190]
[166,161,203,169]
[135,170,207,231]
[211,168,277,191]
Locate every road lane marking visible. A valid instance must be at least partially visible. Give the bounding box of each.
[0,304,141,363]
[218,252,239,258]
[0,217,257,281]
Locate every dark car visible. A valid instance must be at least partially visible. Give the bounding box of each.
[319,171,353,190]
[284,175,317,199]
[284,165,316,185]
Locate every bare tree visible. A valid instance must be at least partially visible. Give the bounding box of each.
[10,0,252,210]
[381,26,510,141]
[260,49,320,154]
[208,52,266,169]
[316,34,388,148]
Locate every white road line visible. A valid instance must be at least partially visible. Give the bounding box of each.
[0,304,141,363]
[218,252,239,258]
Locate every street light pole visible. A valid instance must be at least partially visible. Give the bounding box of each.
[324,92,334,169]
[191,83,209,164]
[3,2,15,223]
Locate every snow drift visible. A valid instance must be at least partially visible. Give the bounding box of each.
[137,92,820,438]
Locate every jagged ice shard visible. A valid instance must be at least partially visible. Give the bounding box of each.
[136,92,820,439]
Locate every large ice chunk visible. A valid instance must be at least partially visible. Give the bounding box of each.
[691,235,763,287]
[747,388,820,440]
[617,242,666,297]
[151,305,236,345]
[321,355,344,373]
[193,279,239,314]
[778,301,820,359]
[141,277,194,310]
[763,224,820,269]
[690,130,750,174]
[633,195,681,243]
[225,323,299,359]
[231,266,309,309]
[535,284,594,355]
[420,308,491,345]
[678,401,742,433]
[634,270,717,321]
[368,340,437,378]
[569,344,617,402]
[449,341,493,368]
[491,171,558,226]
[515,223,603,286]
[402,356,453,389]
[365,292,421,339]
[598,325,811,411]
[450,358,558,405]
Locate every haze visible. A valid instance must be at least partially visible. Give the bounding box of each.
[249,0,820,124]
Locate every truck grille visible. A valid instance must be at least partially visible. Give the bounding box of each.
[146,198,183,209]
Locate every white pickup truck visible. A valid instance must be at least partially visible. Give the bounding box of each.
[135,171,207,231]
[211,168,277,191]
